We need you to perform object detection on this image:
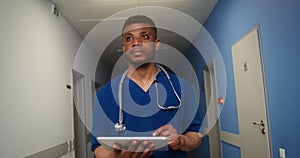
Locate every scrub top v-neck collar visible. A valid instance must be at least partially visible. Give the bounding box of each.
[127,69,161,93]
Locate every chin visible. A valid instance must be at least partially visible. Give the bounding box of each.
[131,60,153,68]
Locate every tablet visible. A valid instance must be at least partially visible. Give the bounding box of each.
[97,136,169,151]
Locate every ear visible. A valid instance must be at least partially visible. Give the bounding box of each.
[154,38,160,51]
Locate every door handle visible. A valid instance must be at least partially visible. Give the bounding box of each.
[252,120,266,135]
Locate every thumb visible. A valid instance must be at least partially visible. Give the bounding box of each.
[168,137,183,150]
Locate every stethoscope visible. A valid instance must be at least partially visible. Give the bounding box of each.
[115,64,182,134]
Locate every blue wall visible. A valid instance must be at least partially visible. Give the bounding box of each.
[204,0,300,157]
[222,142,241,158]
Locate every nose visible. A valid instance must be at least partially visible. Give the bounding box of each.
[132,37,143,47]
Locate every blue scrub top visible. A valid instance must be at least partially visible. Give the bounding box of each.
[91,71,201,158]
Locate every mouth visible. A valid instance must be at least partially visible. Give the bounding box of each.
[129,48,144,55]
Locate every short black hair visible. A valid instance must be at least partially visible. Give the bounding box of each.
[122,15,157,37]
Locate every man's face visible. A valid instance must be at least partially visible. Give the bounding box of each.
[122,23,160,67]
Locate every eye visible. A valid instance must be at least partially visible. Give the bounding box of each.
[141,34,150,39]
[124,36,133,42]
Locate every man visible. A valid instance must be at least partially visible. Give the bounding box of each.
[92,15,202,158]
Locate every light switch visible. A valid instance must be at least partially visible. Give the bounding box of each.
[279,148,285,158]
[243,61,248,71]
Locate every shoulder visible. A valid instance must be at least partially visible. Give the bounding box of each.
[157,71,196,96]
[168,72,194,89]
[96,74,123,96]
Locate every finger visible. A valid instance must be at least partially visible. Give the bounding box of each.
[128,140,150,158]
[113,148,121,155]
[139,150,154,158]
[144,142,156,152]
[158,129,178,143]
[153,125,171,136]
[113,144,128,158]
[135,140,149,152]
[140,143,155,158]
[113,144,122,152]
[127,140,139,152]
[131,152,142,158]
[124,151,133,158]
[117,150,128,158]
[160,129,172,137]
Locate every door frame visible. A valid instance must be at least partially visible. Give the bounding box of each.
[203,60,222,158]
[72,70,88,158]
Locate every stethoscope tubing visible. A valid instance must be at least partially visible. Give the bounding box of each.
[116,64,181,134]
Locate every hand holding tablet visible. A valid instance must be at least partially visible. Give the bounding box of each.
[97,137,169,151]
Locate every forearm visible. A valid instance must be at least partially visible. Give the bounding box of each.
[178,132,202,151]
[94,146,116,158]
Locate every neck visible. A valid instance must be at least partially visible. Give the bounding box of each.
[127,62,157,91]
[128,62,157,80]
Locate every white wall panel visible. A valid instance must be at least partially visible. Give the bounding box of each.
[0,0,82,157]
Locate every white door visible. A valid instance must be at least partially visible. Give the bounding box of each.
[231,27,271,158]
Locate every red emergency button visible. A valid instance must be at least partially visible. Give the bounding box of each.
[218,97,225,104]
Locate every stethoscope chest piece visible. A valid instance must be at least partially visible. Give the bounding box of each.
[115,122,126,134]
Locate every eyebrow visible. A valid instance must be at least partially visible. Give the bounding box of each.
[122,31,152,37]
[140,31,151,35]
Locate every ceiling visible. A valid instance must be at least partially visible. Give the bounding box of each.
[54,0,218,38]
[54,0,218,80]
